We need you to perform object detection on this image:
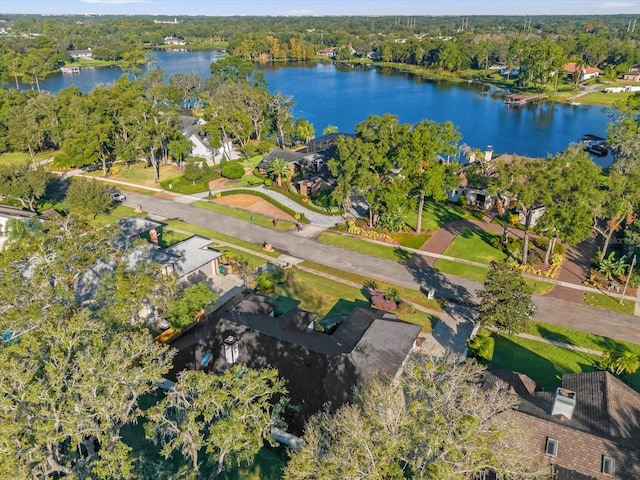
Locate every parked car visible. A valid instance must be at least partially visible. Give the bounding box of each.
[110,191,126,203]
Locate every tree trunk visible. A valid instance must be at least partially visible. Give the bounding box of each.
[416,192,425,234]
[544,236,556,265]
[522,209,532,265]
[209,451,227,480]
[13,73,19,90]
[600,231,614,262]
[34,75,41,92]
[368,205,374,228]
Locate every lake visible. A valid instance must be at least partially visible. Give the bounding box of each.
[31,50,613,164]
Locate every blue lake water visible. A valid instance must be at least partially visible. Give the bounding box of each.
[30,50,613,164]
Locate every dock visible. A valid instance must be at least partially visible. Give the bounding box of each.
[505,93,547,107]
[61,66,80,74]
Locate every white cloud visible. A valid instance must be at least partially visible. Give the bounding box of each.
[82,0,152,4]
[595,2,637,8]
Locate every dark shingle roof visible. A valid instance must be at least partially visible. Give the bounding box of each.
[257,149,307,171]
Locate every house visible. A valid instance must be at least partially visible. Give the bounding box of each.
[164,36,187,46]
[168,293,422,434]
[485,370,640,480]
[306,132,354,154]
[68,49,92,59]
[623,64,640,82]
[75,218,224,307]
[178,116,232,164]
[0,205,37,250]
[563,62,601,81]
[296,175,333,198]
[518,205,546,228]
[448,187,494,210]
[317,47,337,58]
[256,149,307,175]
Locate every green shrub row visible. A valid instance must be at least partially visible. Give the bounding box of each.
[214,189,310,224]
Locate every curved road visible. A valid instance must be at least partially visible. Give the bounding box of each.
[123,191,640,346]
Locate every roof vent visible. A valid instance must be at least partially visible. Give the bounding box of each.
[224,335,239,364]
[551,387,576,420]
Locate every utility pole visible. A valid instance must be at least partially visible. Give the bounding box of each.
[620,254,637,304]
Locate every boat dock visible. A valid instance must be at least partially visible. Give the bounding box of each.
[61,66,80,74]
[505,93,547,107]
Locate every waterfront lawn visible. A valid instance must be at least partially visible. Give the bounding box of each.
[584,291,635,315]
[87,162,182,188]
[441,228,506,264]
[403,200,483,233]
[316,231,411,262]
[486,333,601,390]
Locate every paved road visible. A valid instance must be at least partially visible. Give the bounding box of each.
[124,191,640,346]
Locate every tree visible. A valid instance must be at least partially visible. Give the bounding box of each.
[221,160,245,179]
[165,282,218,330]
[208,55,257,89]
[267,157,292,187]
[598,349,640,376]
[494,157,546,265]
[294,117,315,144]
[168,135,192,166]
[284,351,546,480]
[0,162,50,212]
[598,252,628,281]
[477,260,536,334]
[63,178,112,219]
[145,366,287,479]
[323,124,339,135]
[401,119,461,233]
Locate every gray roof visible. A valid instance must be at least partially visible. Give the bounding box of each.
[165,235,222,278]
[257,149,307,171]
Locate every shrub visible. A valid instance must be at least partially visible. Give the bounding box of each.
[221,161,245,179]
[269,266,287,284]
[489,235,504,251]
[264,178,272,186]
[255,273,274,294]
[396,301,415,314]
[466,328,495,361]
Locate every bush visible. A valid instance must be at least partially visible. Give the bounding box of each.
[247,176,263,185]
[269,266,287,284]
[255,273,274,295]
[466,328,495,361]
[396,301,415,314]
[221,161,245,179]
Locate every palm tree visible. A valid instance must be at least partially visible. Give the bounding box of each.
[267,157,292,187]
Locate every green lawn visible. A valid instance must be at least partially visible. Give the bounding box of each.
[271,269,436,332]
[299,261,442,313]
[528,321,640,356]
[216,246,266,269]
[441,229,506,264]
[584,291,636,315]
[316,231,412,262]
[433,259,488,283]
[486,334,601,390]
[0,150,56,166]
[162,219,281,258]
[403,200,484,233]
[390,231,431,249]
[87,162,182,187]
[194,200,295,231]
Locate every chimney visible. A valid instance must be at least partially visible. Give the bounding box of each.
[484,145,494,162]
[551,387,576,420]
[223,334,239,364]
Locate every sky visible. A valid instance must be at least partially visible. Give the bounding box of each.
[1,0,639,16]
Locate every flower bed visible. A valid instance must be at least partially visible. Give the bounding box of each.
[508,253,563,278]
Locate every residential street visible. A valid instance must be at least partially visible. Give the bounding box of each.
[122,191,640,347]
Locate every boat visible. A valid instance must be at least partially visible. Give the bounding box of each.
[587,144,608,157]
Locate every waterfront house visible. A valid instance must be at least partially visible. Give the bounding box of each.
[485,370,640,480]
[164,36,187,46]
[317,47,337,58]
[168,292,422,434]
[563,62,601,81]
[623,64,640,82]
[68,48,92,59]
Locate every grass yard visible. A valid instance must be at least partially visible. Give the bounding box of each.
[403,200,484,233]
[162,219,281,258]
[0,150,56,166]
[216,246,266,269]
[140,229,190,248]
[194,200,295,231]
[271,269,436,332]
[390,231,431,249]
[584,291,636,315]
[434,258,488,283]
[486,334,601,390]
[441,229,506,264]
[316,231,411,262]
[300,261,442,313]
[577,90,635,106]
[86,162,182,188]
